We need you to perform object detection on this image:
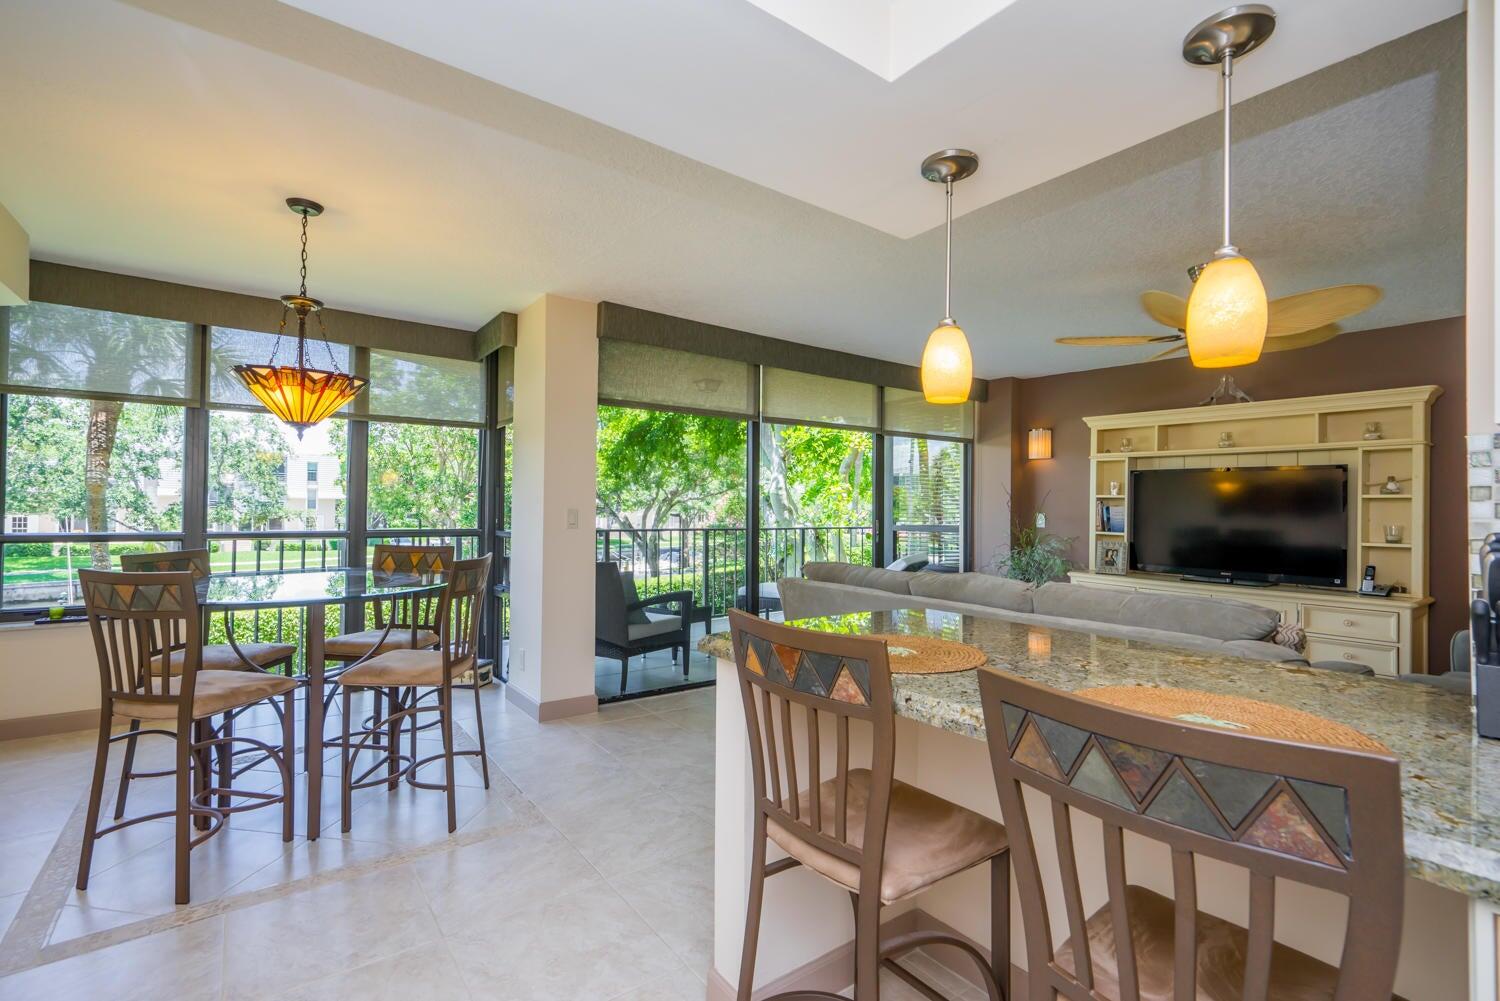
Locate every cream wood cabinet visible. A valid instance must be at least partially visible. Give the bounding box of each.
[1067,570,1430,675]
[1072,386,1440,675]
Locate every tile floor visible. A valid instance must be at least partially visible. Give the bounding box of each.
[0,682,987,1000]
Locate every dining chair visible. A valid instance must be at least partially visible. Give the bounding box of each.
[976,670,1406,1001]
[77,569,297,904]
[337,554,492,834]
[728,609,1010,1000]
[115,548,296,810]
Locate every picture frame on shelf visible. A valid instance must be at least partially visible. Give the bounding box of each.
[1095,537,1127,575]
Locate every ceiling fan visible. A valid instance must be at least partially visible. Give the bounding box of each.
[1058,5,1382,365]
[1056,283,1383,362]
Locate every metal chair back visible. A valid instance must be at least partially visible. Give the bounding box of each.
[976,670,1404,1001]
[79,569,203,724]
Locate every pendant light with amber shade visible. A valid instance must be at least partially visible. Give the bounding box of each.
[1181,5,1277,368]
[919,149,978,404]
[234,198,368,436]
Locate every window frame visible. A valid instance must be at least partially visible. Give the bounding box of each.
[0,324,504,623]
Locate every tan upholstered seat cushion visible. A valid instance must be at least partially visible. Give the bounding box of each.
[766,769,1007,905]
[116,671,298,721]
[337,648,473,688]
[1055,885,1410,1001]
[155,642,296,674]
[323,628,439,659]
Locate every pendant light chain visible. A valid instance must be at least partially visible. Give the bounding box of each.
[298,211,310,298]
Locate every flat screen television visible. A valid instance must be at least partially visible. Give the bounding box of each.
[1129,465,1348,587]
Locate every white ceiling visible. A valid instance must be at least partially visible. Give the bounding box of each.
[278,0,1459,237]
[0,0,1467,380]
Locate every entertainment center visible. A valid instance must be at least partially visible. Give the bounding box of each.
[1070,386,1440,674]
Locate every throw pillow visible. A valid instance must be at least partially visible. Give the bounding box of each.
[1270,620,1306,652]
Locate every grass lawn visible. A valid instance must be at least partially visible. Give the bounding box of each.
[3,543,343,584]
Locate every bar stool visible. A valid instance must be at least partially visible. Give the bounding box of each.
[318,544,452,754]
[727,610,1010,1001]
[76,569,297,905]
[975,670,1407,1001]
[114,549,296,811]
[337,554,492,834]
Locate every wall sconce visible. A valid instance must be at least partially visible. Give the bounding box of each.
[1027,428,1053,460]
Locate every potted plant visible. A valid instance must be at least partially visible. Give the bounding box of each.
[989,493,1074,586]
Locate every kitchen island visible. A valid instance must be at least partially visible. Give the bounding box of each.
[701,608,1495,1000]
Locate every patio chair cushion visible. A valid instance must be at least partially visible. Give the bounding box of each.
[116,671,298,721]
[337,648,474,688]
[620,571,651,624]
[323,628,439,659]
[766,769,1008,905]
[154,641,297,675]
[628,614,682,642]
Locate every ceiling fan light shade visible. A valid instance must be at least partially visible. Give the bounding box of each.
[920,321,972,404]
[1185,254,1268,368]
[233,364,367,436]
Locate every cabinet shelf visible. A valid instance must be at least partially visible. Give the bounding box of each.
[1361,542,1412,549]
[1361,493,1411,500]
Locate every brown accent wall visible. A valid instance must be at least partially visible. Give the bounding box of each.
[984,317,1467,671]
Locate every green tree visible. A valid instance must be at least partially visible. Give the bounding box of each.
[364,423,480,529]
[5,304,187,566]
[595,406,745,573]
[207,413,293,530]
[4,395,181,537]
[759,423,872,527]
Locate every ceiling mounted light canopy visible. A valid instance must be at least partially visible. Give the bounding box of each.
[234,197,367,436]
[1182,4,1276,369]
[919,149,977,404]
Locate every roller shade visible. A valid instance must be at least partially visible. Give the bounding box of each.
[598,338,755,418]
[366,349,486,427]
[208,326,353,411]
[882,387,974,440]
[496,345,515,427]
[760,367,877,430]
[2,302,195,404]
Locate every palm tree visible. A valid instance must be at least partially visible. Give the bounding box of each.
[5,304,187,567]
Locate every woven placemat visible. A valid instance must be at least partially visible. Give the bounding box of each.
[870,633,988,675]
[1077,685,1389,753]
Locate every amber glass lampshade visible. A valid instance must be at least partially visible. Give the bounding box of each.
[1185,254,1268,368]
[234,364,367,436]
[921,321,972,404]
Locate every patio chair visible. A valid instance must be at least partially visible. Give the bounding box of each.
[595,561,694,695]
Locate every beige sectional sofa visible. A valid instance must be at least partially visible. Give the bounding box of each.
[781,563,1371,673]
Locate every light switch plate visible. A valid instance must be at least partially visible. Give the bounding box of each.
[1035,512,1046,528]
[566,508,579,529]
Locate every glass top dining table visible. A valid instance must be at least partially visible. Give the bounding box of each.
[199,567,448,840]
[196,567,447,610]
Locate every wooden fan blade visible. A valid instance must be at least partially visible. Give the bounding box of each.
[1148,344,1188,361]
[1056,334,1182,346]
[1260,324,1343,353]
[1266,285,1381,337]
[1140,290,1188,331]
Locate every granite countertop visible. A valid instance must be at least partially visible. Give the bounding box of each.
[701,608,1500,903]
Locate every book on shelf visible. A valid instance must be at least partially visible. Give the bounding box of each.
[1095,500,1125,533]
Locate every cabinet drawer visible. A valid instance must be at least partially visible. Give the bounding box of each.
[1302,605,1400,643]
[1304,637,1400,676]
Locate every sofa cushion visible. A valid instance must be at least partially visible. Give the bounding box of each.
[803,561,856,585]
[1119,591,1280,643]
[908,572,1034,614]
[1031,582,1133,625]
[845,566,915,595]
